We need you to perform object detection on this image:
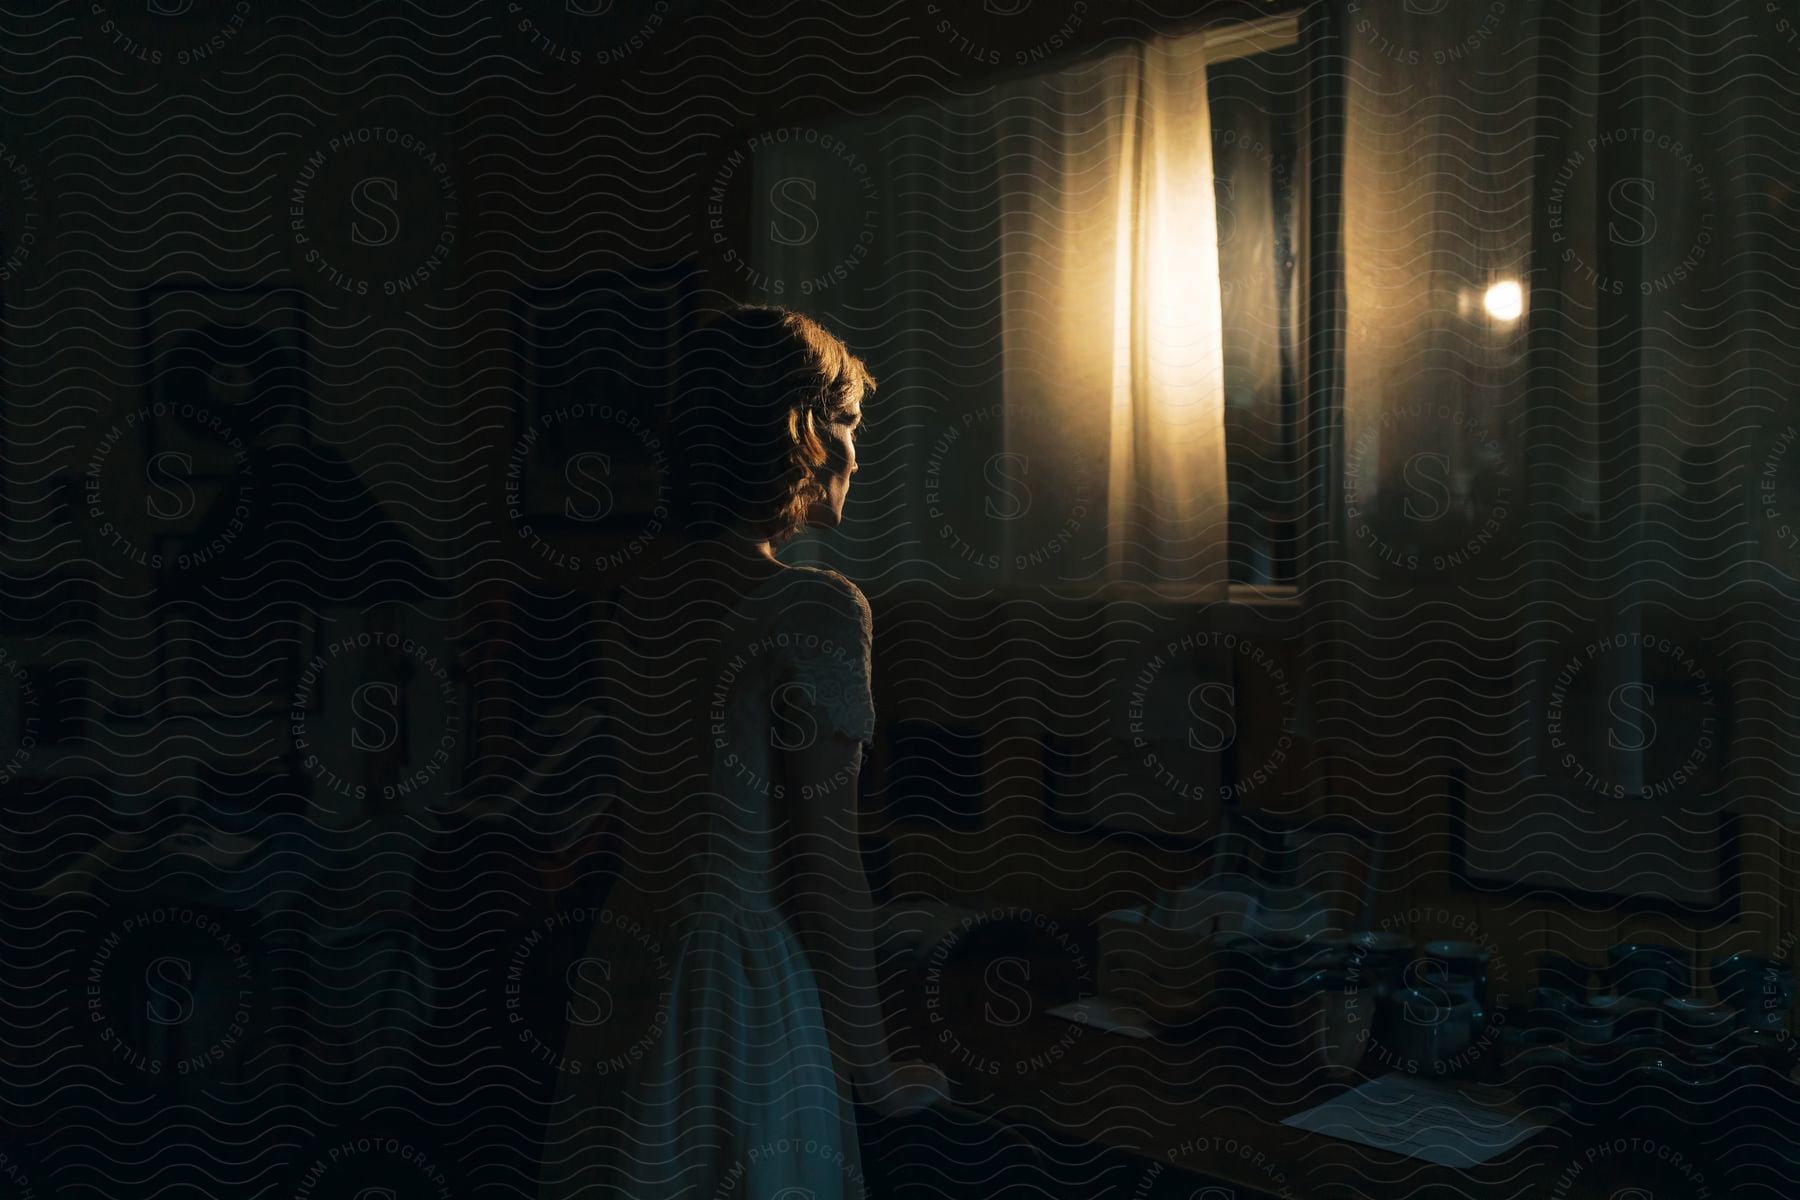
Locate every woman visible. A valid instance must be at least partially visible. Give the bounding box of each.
[538,305,949,1199]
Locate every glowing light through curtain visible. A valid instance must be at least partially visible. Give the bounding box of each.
[1000,27,1231,594]
[745,20,1281,596]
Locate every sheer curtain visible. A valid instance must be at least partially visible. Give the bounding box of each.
[744,20,1284,597]
[1333,0,1795,911]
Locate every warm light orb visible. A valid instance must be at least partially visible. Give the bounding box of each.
[1483,279,1523,321]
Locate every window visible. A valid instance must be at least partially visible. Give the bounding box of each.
[1208,44,1304,587]
[739,14,1306,598]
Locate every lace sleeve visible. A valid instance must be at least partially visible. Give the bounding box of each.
[777,570,876,747]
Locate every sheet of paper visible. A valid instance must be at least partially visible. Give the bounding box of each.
[1281,1074,1549,1168]
[1047,995,1156,1039]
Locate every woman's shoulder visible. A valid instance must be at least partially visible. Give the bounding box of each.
[769,564,870,630]
[783,562,866,598]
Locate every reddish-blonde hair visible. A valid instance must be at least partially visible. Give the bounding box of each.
[672,304,874,544]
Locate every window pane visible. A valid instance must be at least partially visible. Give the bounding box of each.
[1209,48,1303,587]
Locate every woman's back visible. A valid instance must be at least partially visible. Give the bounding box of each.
[540,538,876,1200]
[599,542,874,927]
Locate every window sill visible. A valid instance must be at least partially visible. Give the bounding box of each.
[1227,582,1301,607]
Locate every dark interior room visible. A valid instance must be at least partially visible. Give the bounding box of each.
[3,1,1798,1196]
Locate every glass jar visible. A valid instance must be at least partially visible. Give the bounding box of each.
[1384,984,1474,1073]
[1307,965,1364,1083]
[1424,939,1492,1008]
[1606,942,1690,1001]
[1662,996,1736,1052]
[1712,952,1795,1034]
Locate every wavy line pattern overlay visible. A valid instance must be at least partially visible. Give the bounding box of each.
[2,1,1798,1198]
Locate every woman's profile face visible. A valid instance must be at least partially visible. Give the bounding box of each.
[810,400,863,528]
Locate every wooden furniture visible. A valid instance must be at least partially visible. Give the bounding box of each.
[881,920,1763,1199]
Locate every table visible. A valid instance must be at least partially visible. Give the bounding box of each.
[880,938,1733,1199]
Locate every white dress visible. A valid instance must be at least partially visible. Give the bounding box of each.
[538,564,877,1200]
